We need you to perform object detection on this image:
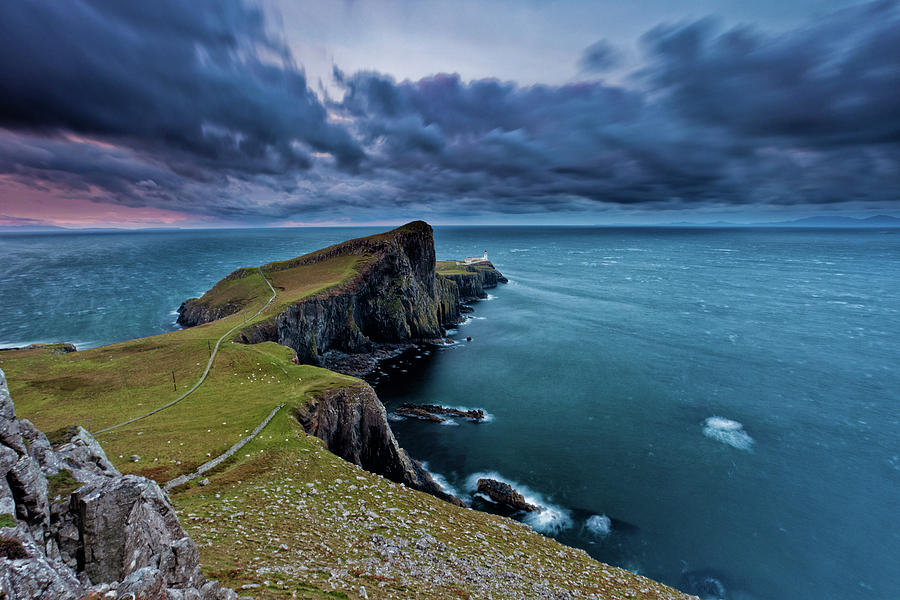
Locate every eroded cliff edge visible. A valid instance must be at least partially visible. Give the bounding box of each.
[0,368,235,600]
[176,221,505,505]
[295,383,464,506]
[177,221,506,366]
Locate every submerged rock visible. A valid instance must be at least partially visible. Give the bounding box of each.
[395,406,446,422]
[397,404,486,422]
[0,368,235,600]
[476,479,540,512]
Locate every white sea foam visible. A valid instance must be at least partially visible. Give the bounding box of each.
[703,416,754,451]
[510,248,531,253]
[465,471,573,534]
[420,462,460,498]
[484,294,496,301]
[585,514,612,537]
[445,406,495,422]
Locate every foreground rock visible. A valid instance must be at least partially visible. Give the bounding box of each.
[477,479,540,512]
[0,368,235,600]
[396,404,486,422]
[296,384,466,507]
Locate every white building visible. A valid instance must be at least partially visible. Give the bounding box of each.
[462,251,489,265]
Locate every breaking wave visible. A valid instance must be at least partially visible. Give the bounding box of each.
[421,462,460,498]
[585,514,612,537]
[464,471,573,534]
[702,416,754,451]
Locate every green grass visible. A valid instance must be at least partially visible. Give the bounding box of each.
[435,260,496,276]
[47,469,81,500]
[0,248,365,482]
[0,223,691,600]
[0,514,15,528]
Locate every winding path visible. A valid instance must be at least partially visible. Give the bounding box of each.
[93,268,278,435]
[164,403,285,491]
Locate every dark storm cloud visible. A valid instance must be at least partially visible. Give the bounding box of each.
[0,0,898,223]
[579,40,623,73]
[327,1,900,215]
[0,0,362,196]
[639,1,900,145]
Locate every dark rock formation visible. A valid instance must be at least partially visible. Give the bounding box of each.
[395,406,446,423]
[438,262,508,303]
[396,404,486,422]
[476,479,540,512]
[296,384,465,507]
[176,268,261,327]
[0,343,76,355]
[0,368,235,600]
[177,221,506,372]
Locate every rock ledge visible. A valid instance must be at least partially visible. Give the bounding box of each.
[0,368,235,600]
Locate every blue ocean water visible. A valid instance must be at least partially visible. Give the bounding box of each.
[2,227,898,600]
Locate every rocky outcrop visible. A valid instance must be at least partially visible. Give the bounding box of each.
[0,368,235,600]
[296,384,465,507]
[438,263,508,303]
[178,222,507,368]
[176,268,260,327]
[476,479,539,512]
[0,343,76,355]
[396,404,486,423]
[177,299,240,328]
[253,222,449,363]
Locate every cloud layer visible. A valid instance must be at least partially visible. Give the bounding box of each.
[0,0,898,224]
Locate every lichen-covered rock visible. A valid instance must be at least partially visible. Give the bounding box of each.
[0,367,236,600]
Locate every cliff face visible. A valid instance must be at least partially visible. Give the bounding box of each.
[296,384,464,506]
[264,222,446,363]
[0,368,235,600]
[438,262,509,304]
[177,268,262,327]
[181,221,506,366]
[173,222,507,507]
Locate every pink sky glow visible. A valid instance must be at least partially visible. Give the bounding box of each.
[0,177,198,229]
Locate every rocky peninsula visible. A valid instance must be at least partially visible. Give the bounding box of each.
[0,222,694,600]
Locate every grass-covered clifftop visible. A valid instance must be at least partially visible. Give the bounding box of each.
[0,222,694,600]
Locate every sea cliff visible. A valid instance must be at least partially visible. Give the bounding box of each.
[179,222,506,366]
[176,222,507,503]
[0,223,696,599]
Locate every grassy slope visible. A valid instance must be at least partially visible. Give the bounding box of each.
[435,260,497,277]
[0,236,693,600]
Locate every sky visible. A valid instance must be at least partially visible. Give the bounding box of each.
[0,0,898,228]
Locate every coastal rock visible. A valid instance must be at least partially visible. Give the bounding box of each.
[395,406,446,422]
[476,479,540,512]
[438,262,507,303]
[0,367,236,600]
[397,404,486,422]
[296,383,466,507]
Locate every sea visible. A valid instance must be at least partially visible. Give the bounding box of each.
[1,226,898,600]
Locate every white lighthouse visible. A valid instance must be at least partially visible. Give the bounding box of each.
[463,250,489,265]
